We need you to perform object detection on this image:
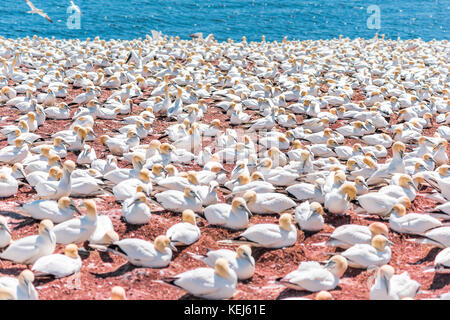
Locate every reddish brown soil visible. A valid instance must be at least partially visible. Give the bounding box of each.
[0,72,449,301]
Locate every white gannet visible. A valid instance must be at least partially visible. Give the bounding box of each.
[112,168,152,201]
[286,179,325,203]
[32,244,82,278]
[324,183,357,215]
[0,270,38,300]
[166,209,201,247]
[0,216,11,248]
[25,0,53,23]
[409,226,450,248]
[19,197,79,223]
[356,194,411,218]
[367,141,406,185]
[370,265,421,300]
[295,201,325,232]
[110,286,127,300]
[52,199,98,244]
[378,174,418,201]
[341,235,393,269]
[91,233,173,268]
[278,255,348,292]
[218,213,297,248]
[204,197,252,230]
[160,258,237,300]
[242,190,295,215]
[325,222,389,249]
[0,172,18,198]
[389,204,442,235]
[35,160,75,200]
[0,138,30,164]
[431,247,450,273]
[0,219,56,265]
[121,192,152,225]
[188,245,255,280]
[155,186,203,213]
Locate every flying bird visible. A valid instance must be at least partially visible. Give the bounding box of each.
[24,0,53,23]
[69,1,82,15]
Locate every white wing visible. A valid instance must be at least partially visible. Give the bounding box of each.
[38,11,53,23]
[25,0,37,11]
[32,254,80,278]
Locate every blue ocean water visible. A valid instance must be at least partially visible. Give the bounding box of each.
[0,0,448,41]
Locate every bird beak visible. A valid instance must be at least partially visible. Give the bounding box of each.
[148,198,160,207]
[127,198,140,209]
[193,191,201,201]
[433,143,442,151]
[168,242,178,252]
[305,209,317,220]
[0,224,11,236]
[18,167,27,179]
[70,199,82,215]
[382,275,390,293]
[387,240,395,246]
[26,280,33,298]
[244,252,254,266]
[242,205,252,218]
[315,184,323,194]
[409,181,418,192]
[324,260,336,269]
[231,178,239,185]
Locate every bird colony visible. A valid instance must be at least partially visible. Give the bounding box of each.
[0,32,449,300]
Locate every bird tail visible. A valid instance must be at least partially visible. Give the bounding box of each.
[422,266,436,273]
[186,252,206,262]
[321,251,337,256]
[315,232,331,237]
[153,278,182,289]
[217,187,231,194]
[33,271,54,279]
[88,244,108,252]
[157,133,168,140]
[217,237,260,247]
[310,241,328,247]
[406,237,441,248]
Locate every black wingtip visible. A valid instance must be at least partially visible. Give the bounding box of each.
[125,52,132,64]
[107,243,127,256]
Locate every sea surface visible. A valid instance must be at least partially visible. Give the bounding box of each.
[0,0,448,41]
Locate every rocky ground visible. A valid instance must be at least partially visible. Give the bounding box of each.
[0,66,449,300]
